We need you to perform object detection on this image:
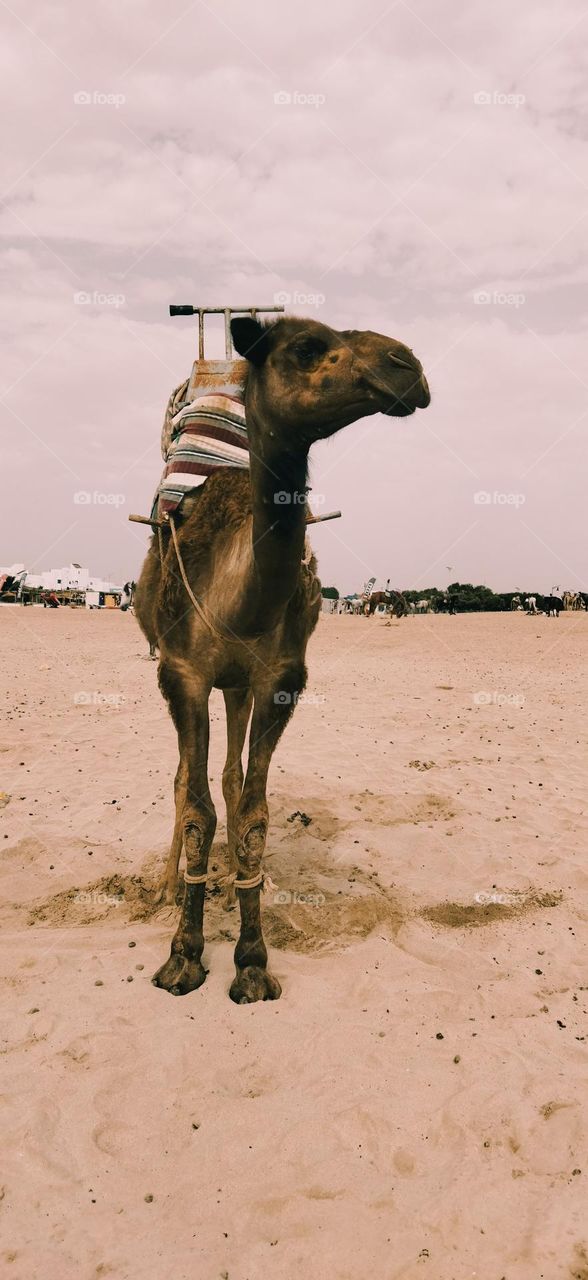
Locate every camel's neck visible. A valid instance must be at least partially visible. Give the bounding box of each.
[243,405,310,631]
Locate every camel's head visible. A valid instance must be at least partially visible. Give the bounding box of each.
[231,315,430,443]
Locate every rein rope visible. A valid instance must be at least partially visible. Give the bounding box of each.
[158,514,229,642]
[159,512,317,639]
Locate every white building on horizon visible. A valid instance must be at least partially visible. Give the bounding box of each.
[1,561,122,594]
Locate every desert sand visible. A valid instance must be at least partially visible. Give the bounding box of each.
[0,606,587,1280]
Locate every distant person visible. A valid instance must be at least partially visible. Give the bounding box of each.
[446,593,456,615]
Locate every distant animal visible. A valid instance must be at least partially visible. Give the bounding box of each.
[543,595,564,617]
[436,593,456,614]
[365,590,408,618]
[119,581,134,612]
[525,596,538,614]
[510,595,522,610]
[562,590,584,611]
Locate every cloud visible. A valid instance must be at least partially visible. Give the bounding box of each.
[2,0,587,591]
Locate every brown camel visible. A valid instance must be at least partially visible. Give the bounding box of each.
[134,315,430,1003]
[365,590,408,618]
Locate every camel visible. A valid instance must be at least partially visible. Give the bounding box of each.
[543,594,564,617]
[134,315,430,1002]
[562,590,584,611]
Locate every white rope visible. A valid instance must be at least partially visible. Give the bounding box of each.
[183,867,277,893]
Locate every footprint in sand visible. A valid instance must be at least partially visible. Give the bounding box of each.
[93,1119,138,1157]
[215,1061,279,1100]
[393,1148,417,1176]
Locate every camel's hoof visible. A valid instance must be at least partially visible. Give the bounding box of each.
[229,966,282,1005]
[152,953,206,996]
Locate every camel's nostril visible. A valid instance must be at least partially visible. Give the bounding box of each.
[387,351,416,372]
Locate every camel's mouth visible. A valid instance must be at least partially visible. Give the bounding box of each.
[359,363,430,417]
[358,379,421,418]
[381,400,416,418]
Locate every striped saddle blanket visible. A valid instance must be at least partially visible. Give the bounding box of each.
[155,378,249,516]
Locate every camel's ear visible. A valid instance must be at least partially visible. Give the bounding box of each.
[231,317,270,366]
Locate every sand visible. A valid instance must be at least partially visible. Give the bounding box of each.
[0,606,587,1280]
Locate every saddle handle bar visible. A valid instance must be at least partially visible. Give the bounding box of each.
[169,305,285,358]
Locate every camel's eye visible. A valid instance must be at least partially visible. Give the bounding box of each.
[292,336,326,366]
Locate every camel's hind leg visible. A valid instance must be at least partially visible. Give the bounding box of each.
[222,688,253,909]
[229,671,304,1003]
[152,664,216,996]
[155,755,188,905]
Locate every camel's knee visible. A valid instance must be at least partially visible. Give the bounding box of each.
[234,803,269,874]
[183,804,216,866]
[184,806,216,843]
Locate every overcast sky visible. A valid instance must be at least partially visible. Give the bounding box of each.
[1,0,587,594]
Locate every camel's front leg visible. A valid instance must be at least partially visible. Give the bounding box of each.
[222,688,254,909]
[229,677,301,1004]
[154,754,187,905]
[153,666,216,996]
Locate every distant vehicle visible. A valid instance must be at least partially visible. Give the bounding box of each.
[86,590,121,609]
